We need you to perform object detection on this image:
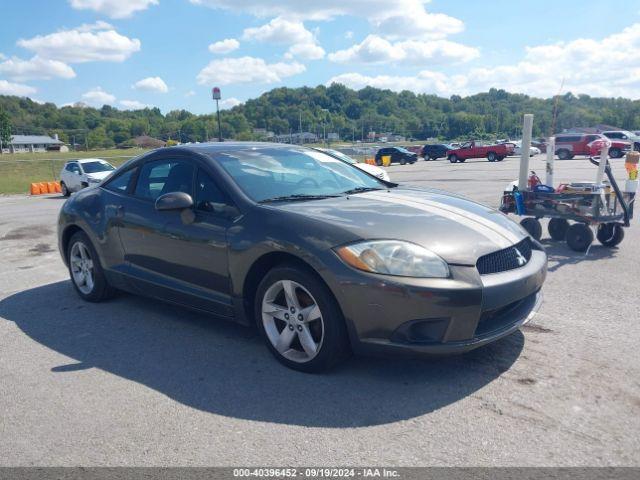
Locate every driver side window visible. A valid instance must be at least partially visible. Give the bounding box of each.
[195,169,233,214]
[134,159,194,201]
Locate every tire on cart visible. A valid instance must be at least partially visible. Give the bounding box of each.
[566,223,593,252]
[548,218,569,241]
[596,223,625,247]
[520,218,542,241]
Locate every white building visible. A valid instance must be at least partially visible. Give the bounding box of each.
[1,134,64,154]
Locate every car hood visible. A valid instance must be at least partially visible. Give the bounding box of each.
[274,187,528,265]
[355,163,385,176]
[85,171,112,181]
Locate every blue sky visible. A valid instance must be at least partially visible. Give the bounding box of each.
[1,0,639,114]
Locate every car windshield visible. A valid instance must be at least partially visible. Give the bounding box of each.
[81,161,115,174]
[320,149,356,164]
[395,147,410,153]
[212,147,386,202]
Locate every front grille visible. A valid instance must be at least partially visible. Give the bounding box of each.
[476,238,532,275]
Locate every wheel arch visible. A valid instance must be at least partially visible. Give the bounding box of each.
[241,251,346,330]
[60,224,85,265]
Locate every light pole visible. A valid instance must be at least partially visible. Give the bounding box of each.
[212,87,222,142]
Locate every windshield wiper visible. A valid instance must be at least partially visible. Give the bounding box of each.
[341,186,386,195]
[259,194,341,203]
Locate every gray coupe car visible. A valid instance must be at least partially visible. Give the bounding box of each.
[58,143,547,372]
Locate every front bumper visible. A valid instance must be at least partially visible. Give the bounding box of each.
[325,249,547,356]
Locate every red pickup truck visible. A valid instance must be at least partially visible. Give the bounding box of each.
[446,141,514,163]
[554,133,631,159]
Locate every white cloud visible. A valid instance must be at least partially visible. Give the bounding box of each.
[132,76,168,93]
[243,17,324,59]
[81,87,116,106]
[328,35,478,65]
[345,31,353,40]
[0,79,36,96]
[191,0,463,39]
[185,90,196,97]
[219,97,242,109]
[197,56,305,85]
[69,0,158,18]
[329,23,640,99]
[120,99,150,109]
[0,56,76,81]
[284,43,325,60]
[208,38,240,54]
[18,23,141,63]
[327,71,467,97]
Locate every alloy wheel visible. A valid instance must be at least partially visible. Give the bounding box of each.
[70,241,95,294]
[261,279,324,363]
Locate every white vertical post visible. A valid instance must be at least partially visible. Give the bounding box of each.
[596,145,609,186]
[518,114,534,190]
[545,136,555,187]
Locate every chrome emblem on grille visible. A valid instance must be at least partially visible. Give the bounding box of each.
[514,248,527,266]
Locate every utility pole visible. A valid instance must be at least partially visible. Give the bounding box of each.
[212,87,222,142]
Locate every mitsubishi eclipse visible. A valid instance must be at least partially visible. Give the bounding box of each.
[58,143,547,372]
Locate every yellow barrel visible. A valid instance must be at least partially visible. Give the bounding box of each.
[382,155,391,167]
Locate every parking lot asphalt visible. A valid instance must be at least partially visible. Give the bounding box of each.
[0,154,639,466]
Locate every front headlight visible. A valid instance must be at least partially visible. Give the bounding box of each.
[87,177,101,184]
[335,240,449,278]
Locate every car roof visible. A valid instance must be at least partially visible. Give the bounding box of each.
[67,158,110,164]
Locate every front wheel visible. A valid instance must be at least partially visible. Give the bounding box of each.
[67,231,116,302]
[609,148,622,159]
[255,265,350,373]
[61,181,70,197]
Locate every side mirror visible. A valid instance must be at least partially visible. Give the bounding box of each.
[155,192,194,211]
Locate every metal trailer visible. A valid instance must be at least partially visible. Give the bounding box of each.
[499,115,636,252]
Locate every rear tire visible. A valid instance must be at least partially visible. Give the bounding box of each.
[487,152,497,162]
[67,231,116,302]
[596,223,624,247]
[566,224,593,252]
[448,154,458,163]
[520,218,542,241]
[375,157,382,166]
[255,265,350,373]
[548,218,569,241]
[557,149,571,160]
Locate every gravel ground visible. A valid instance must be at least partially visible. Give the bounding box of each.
[0,154,638,466]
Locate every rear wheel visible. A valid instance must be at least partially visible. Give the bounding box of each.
[67,231,116,302]
[375,157,382,166]
[487,152,497,162]
[520,218,542,241]
[596,223,625,247]
[61,181,70,197]
[548,218,569,241]
[566,223,593,252]
[557,149,571,160]
[255,265,350,373]
[448,154,458,163]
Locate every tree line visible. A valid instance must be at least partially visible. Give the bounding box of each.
[1,84,639,149]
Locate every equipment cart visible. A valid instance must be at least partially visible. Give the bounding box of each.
[499,114,637,252]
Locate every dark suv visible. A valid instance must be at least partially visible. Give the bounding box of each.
[422,144,452,161]
[375,147,417,166]
[601,131,640,152]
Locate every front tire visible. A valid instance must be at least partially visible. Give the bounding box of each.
[67,231,116,302]
[61,182,70,197]
[255,265,350,373]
